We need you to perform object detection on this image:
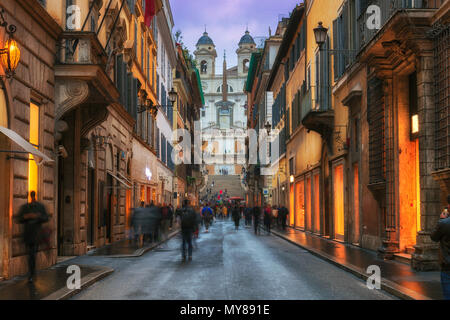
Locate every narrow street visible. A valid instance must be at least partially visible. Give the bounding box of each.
[70,221,395,300]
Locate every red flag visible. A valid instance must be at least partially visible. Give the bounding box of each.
[145,0,156,27]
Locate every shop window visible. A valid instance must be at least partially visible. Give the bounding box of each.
[333,164,345,240]
[313,173,320,233]
[295,180,304,228]
[306,177,312,231]
[28,103,39,201]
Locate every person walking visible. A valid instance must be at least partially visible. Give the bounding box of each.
[253,206,261,235]
[431,195,450,300]
[202,204,213,233]
[264,204,272,234]
[131,201,145,246]
[177,199,197,262]
[279,205,288,230]
[168,204,174,230]
[244,206,252,227]
[222,205,228,220]
[232,205,241,231]
[16,191,49,282]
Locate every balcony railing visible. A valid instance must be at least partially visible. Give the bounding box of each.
[56,32,108,67]
[357,0,443,51]
[300,86,332,122]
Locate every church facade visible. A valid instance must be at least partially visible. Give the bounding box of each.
[195,30,257,175]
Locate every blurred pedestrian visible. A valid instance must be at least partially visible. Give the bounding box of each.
[177,199,197,262]
[168,204,174,230]
[431,195,450,300]
[264,204,272,234]
[253,206,261,235]
[232,205,241,231]
[16,191,49,282]
[279,205,288,230]
[222,205,227,220]
[244,206,252,227]
[202,203,213,233]
[131,201,145,246]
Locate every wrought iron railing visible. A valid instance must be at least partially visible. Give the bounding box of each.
[357,0,443,52]
[300,86,331,122]
[56,32,108,67]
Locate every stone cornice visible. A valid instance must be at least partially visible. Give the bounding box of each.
[16,0,63,40]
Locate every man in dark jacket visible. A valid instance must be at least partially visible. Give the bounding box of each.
[16,191,49,282]
[178,199,197,262]
[253,206,261,235]
[431,195,450,300]
[279,205,288,230]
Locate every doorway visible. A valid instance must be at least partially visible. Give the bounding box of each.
[87,168,95,246]
[106,173,113,244]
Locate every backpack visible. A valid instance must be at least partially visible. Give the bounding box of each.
[181,207,196,230]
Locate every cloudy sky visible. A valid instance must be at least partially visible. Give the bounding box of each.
[170,0,303,74]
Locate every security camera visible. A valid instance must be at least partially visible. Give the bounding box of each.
[58,145,68,159]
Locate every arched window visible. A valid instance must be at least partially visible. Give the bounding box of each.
[217,85,233,93]
[243,59,250,72]
[200,60,208,74]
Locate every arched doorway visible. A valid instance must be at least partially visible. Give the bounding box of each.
[0,85,10,278]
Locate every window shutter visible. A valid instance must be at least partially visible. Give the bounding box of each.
[126,73,132,114]
[116,54,124,105]
[343,1,349,67]
[333,19,339,81]
[132,77,138,121]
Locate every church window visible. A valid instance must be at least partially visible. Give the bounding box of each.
[243,59,250,72]
[201,60,208,74]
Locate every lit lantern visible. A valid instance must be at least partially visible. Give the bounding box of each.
[290,175,294,183]
[0,37,20,78]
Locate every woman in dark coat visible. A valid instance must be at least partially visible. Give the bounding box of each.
[232,205,241,230]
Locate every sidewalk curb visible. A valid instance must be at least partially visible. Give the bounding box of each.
[269,228,433,300]
[101,229,181,258]
[41,266,114,300]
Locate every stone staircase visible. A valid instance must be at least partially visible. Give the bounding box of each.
[200,175,246,202]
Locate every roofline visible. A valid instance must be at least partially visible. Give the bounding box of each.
[267,4,305,90]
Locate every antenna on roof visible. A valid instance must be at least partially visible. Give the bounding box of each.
[204,24,207,33]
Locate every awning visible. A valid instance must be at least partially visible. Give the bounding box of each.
[107,170,132,189]
[0,126,54,165]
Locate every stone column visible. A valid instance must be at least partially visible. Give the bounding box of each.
[412,53,441,271]
[379,76,400,258]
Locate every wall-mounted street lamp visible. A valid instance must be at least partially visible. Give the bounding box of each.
[0,8,20,79]
[290,175,294,183]
[314,21,357,56]
[313,22,328,48]
[138,88,178,117]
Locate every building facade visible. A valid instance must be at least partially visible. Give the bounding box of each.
[259,0,448,271]
[0,0,61,279]
[195,30,257,176]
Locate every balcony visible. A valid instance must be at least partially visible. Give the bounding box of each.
[55,32,120,135]
[301,86,334,139]
[357,0,443,52]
